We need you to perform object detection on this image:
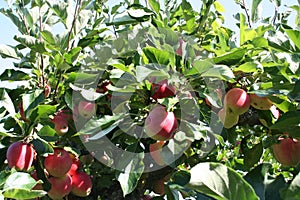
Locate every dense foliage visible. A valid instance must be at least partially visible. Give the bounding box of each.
[0,0,300,199]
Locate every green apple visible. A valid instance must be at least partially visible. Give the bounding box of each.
[218,108,239,128]
[250,94,273,110]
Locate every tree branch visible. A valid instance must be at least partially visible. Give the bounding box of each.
[241,0,252,28]
[67,0,82,51]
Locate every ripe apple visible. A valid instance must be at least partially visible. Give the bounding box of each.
[51,115,69,136]
[71,171,92,197]
[272,136,300,166]
[145,105,178,141]
[78,101,96,118]
[48,174,72,199]
[149,141,166,166]
[44,148,72,177]
[151,79,176,100]
[250,94,273,110]
[218,108,239,128]
[223,88,250,115]
[68,155,82,176]
[6,141,35,171]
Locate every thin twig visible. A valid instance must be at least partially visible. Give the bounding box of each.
[272,6,278,25]
[241,0,252,28]
[39,6,45,87]
[67,0,82,51]
[18,0,30,35]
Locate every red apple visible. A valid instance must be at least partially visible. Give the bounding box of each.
[250,94,273,110]
[145,105,178,141]
[48,174,72,199]
[149,141,166,166]
[51,115,69,136]
[223,88,250,115]
[78,101,96,118]
[71,171,92,197]
[6,141,35,171]
[151,79,176,100]
[272,136,300,166]
[68,155,82,176]
[218,108,239,129]
[44,148,72,177]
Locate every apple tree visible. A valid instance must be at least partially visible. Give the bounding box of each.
[0,0,299,199]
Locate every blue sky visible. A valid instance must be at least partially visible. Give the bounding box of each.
[0,0,297,77]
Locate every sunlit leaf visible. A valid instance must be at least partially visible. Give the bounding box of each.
[0,45,19,59]
[187,162,259,200]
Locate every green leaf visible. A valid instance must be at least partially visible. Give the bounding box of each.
[185,60,214,76]
[149,0,160,14]
[244,163,286,200]
[214,1,225,12]
[22,89,44,118]
[212,48,247,65]
[251,0,263,22]
[251,37,268,48]
[32,136,54,155]
[40,30,56,45]
[282,172,300,200]
[136,65,169,82]
[171,170,191,186]
[0,170,11,187]
[243,143,263,169]
[116,152,144,196]
[288,79,300,101]
[79,114,123,135]
[64,47,82,65]
[3,189,46,199]
[282,24,300,51]
[128,7,153,18]
[3,172,36,191]
[186,162,259,200]
[88,122,119,140]
[143,46,174,65]
[201,65,235,81]
[37,125,56,137]
[106,12,137,26]
[29,105,57,122]
[244,164,270,199]
[1,90,16,116]
[0,44,19,59]
[0,69,30,81]
[234,62,263,73]
[269,111,300,138]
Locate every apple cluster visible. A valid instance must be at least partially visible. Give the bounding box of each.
[6,142,92,199]
[143,79,178,167]
[218,88,279,128]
